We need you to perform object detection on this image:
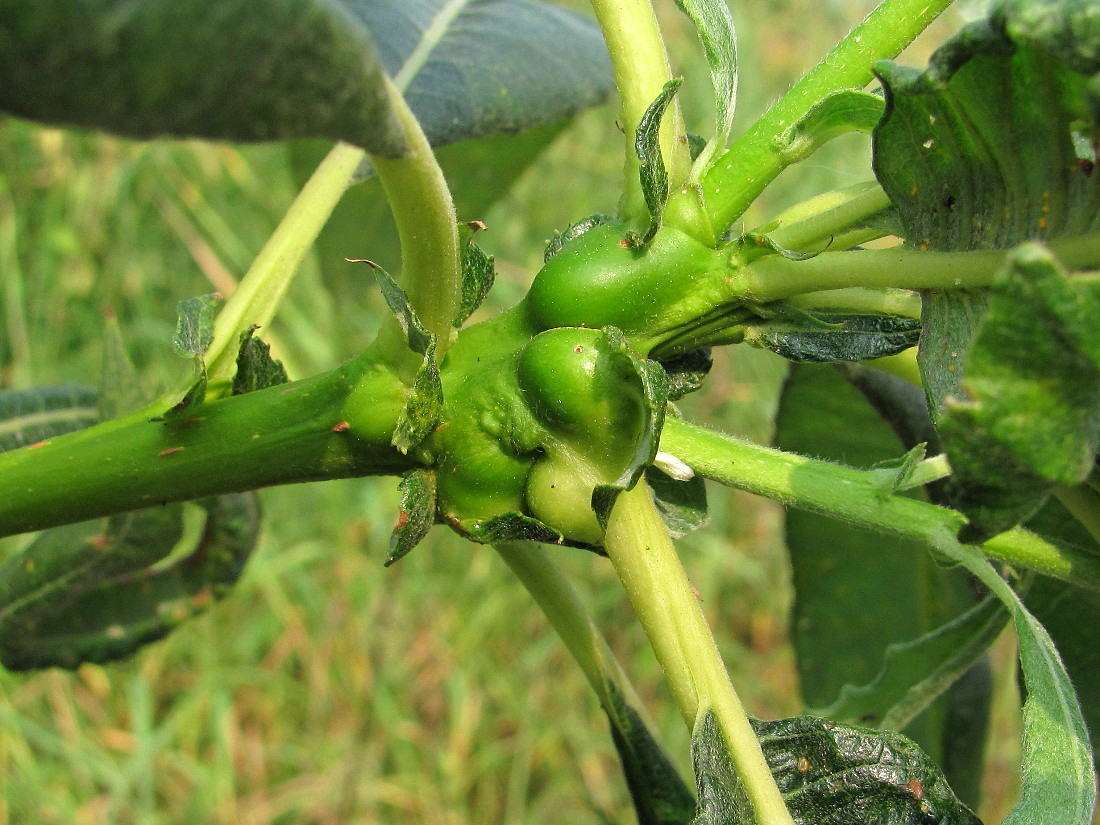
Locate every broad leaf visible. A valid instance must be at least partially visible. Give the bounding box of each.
[0,386,98,452]
[690,710,981,824]
[386,469,438,566]
[937,244,1100,541]
[675,0,738,175]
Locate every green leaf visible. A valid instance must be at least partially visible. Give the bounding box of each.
[779,90,885,166]
[674,0,738,173]
[636,79,685,244]
[392,336,444,455]
[659,348,714,402]
[173,293,220,358]
[386,469,437,566]
[605,682,696,825]
[744,312,921,363]
[452,512,567,547]
[937,244,1100,541]
[774,364,985,774]
[938,541,1096,825]
[0,495,260,670]
[544,213,617,263]
[646,467,709,539]
[689,710,981,824]
[455,235,495,328]
[0,386,98,452]
[232,326,290,396]
[368,261,434,357]
[916,290,989,423]
[817,595,1008,732]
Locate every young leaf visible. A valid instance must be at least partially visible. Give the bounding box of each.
[386,469,437,566]
[455,237,495,328]
[452,512,567,547]
[544,213,617,262]
[674,0,738,175]
[369,261,434,357]
[233,327,290,396]
[744,311,921,363]
[690,710,982,824]
[391,337,444,455]
[937,244,1100,541]
[646,466,709,539]
[0,386,98,452]
[778,90,885,166]
[658,347,714,402]
[636,79,685,244]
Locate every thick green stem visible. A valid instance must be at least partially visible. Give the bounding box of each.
[372,75,462,354]
[735,233,1100,301]
[603,483,794,825]
[588,0,692,220]
[661,418,1100,591]
[665,0,955,232]
[0,357,412,537]
[785,287,922,318]
[203,142,365,388]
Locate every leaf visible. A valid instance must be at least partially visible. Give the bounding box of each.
[604,682,697,825]
[915,291,989,423]
[636,79,685,244]
[0,386,98,452]
[232,326,290,396]
[392,336,444,454]
[937,244,1100,541]
[937,541,1097,825]
[774,364,986,775]
[689,710,982,824]
[646,466,709,539]
[744,312,921,363]
[386,469,437,566]
[369,262,434,357]
[544,213,617,263]
[779,90,885,165]
[817,595,1008,732]
[674,0,738,174]
[0,494,260,670]
[173,293,220,358]
[659,348,714,402]
[455,236,495,327]
[452,512,567,547]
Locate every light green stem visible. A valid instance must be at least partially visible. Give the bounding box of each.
[785,287,921,318]
[763,182,895,253]
[666,0,955,232]
[603,483,794,825]
[204,142,365,388]
[372,75,461,355]
[588,0,692,220]
[661,418,1100,592]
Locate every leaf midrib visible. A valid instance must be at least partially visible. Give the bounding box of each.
[392,0,472,92]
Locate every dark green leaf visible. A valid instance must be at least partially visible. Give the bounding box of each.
[453,512,567,547]
[779,90,884,165]
[455,237,495,327]
[637,79,684,243]
[392,337,443,455]
[674,0,737,172]
[0,495,260,670]
[916,291,989,424]
[604,682,696,825]
[162,370,209,422]
[774,364,984,774]
[745,312,921,363]
[386,469,438,566]
[544,213,617,263]
[173,293,220,358]
[690,710,749,824]
[659,348,714,402]
[646,466,709,539]
[938,244,1100,541]
[817,595,1008,732]
[0,386,98,452]
[368,261,433,356]
[232,326,290,396]
[98,313,144,421]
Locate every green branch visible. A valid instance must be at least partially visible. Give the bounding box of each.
[666,0,955,232]
[661,418,1100,592]
[603,482,795,825]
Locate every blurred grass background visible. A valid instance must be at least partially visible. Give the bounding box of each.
[0,2,1017,823]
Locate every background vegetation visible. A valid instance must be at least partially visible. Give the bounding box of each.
[0,2,1026,823]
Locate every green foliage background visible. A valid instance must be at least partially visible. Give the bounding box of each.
[0,2,1026,823]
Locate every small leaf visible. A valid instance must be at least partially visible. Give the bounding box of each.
[817,595,1008,732]
[778,90,885,165]
[659,347,714,401]
[455,237,495,327]
[637,79,684,243]
[232,326,289,396]
[172,293,221,358]
[453,512,567,547]
[938,244,1100,541]
[366,261,433,356]
[646,466,709,539]
[161,369,209,422]
[544,213,616,262]
[745,311,921,363]
[391,337,443,454]
[0,386,98,452]
[386,469,437,566]
[674,0,738,175]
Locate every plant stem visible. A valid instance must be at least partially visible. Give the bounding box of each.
[785,287,921,318]
[372,75,462,354]
[661,418,1100,591]
[734,232,1100,301]
[763,182,894,253]
[588,0,692,221]
[603,483,795,825]
[204,142,365,389]
[666,0,955,232]
[0,356,412,538]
